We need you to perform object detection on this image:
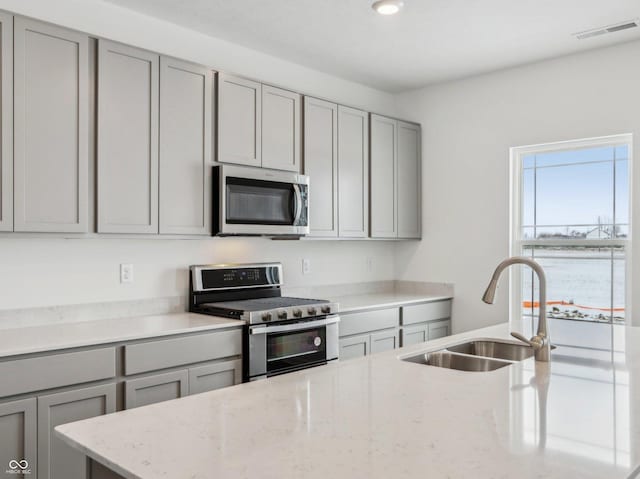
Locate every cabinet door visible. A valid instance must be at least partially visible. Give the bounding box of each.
[304,97,338,237]
[125,370,188,409]
[98,40,159,234]
[261,85,301,172]
[14,18,89,233]
[0,398,36,477]
[337,105,369,237]
[428,320,451,340]
[218,73,261,167]
[339,334,370,361]
[397,121,421,238]
[159,57,213,235]
[370,329,399,354]
[401,324,428,347]
[38,383,116,479]
[370,114,397,238]
[189,359,242,395]
[0,13,11,232]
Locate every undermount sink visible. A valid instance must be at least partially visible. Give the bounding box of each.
[447,340,535,361]
[404,351,512,372]
[401,337,555,372]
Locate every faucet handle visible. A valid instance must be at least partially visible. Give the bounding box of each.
[511,331,535,346]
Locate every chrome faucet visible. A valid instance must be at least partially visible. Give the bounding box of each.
[482,257,551,362]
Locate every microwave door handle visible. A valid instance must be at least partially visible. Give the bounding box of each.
[293,184,303,224]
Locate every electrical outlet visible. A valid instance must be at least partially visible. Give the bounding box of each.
[366,257,373,272]
[120,264,134,283]
[302,258,311,275]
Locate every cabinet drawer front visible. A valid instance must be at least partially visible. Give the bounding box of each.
[401,300,451,325]
[0,348,116,398]
[339,334,370,361]
[339,308,399,337]
[125,370,188,409]
[370,329,398,354]
[189,359,242,395]
[401,324,428,347]
[124,328,242,375]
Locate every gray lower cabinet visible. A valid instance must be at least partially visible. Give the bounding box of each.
[370,114,397,238]
[397,121,422,239]
[337,105,369,238]
[429,320,451,339]
[97,40,159,234]
[261,85,301,172]
[38,383,116,479]
[303,96,338,237]
[0,398,36,477]
[339,334,371,360]
[13,18,89,233]
[217,73,262,167]
[189,359,242,395]
[401,323,428,347]
[124,369,188,409]
[370,329,399,354]
[159,56,214,235]
[0,12,11,232]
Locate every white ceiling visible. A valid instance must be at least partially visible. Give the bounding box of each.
[100,0,640,92]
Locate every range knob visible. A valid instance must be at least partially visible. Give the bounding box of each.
[277,310,288,320]
[307,307,317,316]
[293,309,303,318]
[321,306,331,314]
[261,312,273,322]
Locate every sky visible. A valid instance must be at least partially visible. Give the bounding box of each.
[522,145,629,237]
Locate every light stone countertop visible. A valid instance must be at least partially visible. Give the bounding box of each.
[56,320,640,479]
[331,292,452,313]
[0,313,243,358]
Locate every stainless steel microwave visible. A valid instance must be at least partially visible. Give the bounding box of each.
[213,165,309,236]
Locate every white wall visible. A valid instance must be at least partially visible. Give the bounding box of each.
[0,237,395,309]
[0,0,398,311]
[395,39,640,332]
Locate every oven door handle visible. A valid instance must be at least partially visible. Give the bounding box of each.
[250,315,340,335]
[292,184,303,225]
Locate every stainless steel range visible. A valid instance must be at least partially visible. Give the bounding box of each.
[189,263,340,381]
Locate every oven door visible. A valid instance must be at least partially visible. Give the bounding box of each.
[247,316,339,380]
[216,165,309,236]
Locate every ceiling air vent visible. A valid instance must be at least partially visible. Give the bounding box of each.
[574,19,640,40]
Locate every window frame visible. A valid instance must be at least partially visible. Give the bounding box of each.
[509,134,633,323]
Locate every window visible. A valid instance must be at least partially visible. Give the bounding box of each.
[511,135,631,324]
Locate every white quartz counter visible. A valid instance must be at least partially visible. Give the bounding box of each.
[331,292,452,313]
[0,313,243,358]
[56,320,640,479]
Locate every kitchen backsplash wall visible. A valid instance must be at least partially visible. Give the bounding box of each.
[0,238,396,311]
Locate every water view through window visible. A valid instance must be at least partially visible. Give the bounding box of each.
[516,139,630,323]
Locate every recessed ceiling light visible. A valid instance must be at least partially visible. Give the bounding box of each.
[372,0,404,16]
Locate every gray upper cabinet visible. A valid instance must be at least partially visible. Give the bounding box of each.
[303,97,338,237]
[0,398,36,477]
[38,383,116,479]
[370,114,398,238]
[397,121,422,238]
[97,40,159,234]
[0,13,11,232]
[159,57,213,235]
[337,105,369,238]
[218,73,261,167]
[261,85,301,172]
[14,18,89,233]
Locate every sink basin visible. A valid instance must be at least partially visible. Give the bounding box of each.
[403,351,512,372]
[447,340,535,361]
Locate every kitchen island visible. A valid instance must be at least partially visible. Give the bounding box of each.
[56,320,640,479]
